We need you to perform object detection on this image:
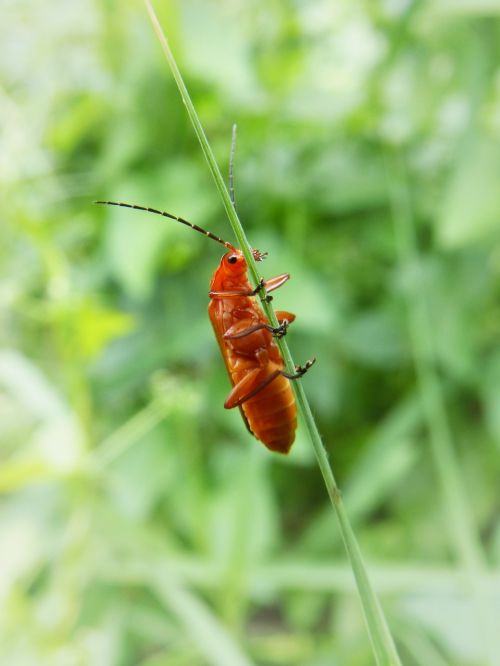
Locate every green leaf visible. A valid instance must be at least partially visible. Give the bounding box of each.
[438,137,500,248]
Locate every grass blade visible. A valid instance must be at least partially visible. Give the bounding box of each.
[143,2,402,663]
[154,576,255,666]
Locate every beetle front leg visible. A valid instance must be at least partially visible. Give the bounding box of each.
[210,274,290,300]
[251,277,273,302]
[252,274,290,302]
[251,277,266,295]
[249,278,273,303]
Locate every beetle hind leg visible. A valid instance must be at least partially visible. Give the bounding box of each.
[282,357,316,380]
[224,356,315,410]
[224,367,282,409]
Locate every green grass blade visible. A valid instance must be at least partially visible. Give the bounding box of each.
[91,401,167,467]
[143,2,402,663]
[154,577,255,666]
[105,561,255,666]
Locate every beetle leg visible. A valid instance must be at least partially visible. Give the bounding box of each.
[263,274,290,294]
[224,321,286,340]
[210,279,266,299]
[273,311,296,338]
[224,321,268,339]
[210,290,253,298]
[251,274,290,302]
[224,367,282,409]
[250,277,266,295]
[282,357,316,380]
[225,357,316,409]
[272,320,289,338]
[275,310,295,322]
[224,312,296,340]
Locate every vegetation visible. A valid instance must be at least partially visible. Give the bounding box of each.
[1,1,499,665]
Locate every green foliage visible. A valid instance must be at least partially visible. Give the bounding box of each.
[1,1,500,665]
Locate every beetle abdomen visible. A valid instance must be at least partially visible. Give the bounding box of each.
[241,373,296,453]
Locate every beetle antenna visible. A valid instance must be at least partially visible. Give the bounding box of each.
[94,201,236,251]
[229,123,237,210]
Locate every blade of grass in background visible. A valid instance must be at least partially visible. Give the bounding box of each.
[143,1,402,663]
[92,401,168,467]
[387,152,498,666]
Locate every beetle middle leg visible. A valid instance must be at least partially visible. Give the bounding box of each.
[270,319,289,338]
[224,311,296,340]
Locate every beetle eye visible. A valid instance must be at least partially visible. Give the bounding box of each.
[227,255,238,264]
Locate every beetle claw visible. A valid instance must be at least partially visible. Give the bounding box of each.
[271,320,289,339]
[251,277,266,295]
[295,357,316,375]
[282,357,316,381]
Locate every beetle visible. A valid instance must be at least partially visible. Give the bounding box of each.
[207,246,314,453]
[96,134,314,453]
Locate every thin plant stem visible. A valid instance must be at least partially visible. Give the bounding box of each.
[387,152,497,666]
[143,2,402,663]
[92,400,167,467]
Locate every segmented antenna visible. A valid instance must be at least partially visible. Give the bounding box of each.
[229,123,237,209]
[94,201,236,251]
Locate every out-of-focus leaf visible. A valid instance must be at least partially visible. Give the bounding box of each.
[343,395,421,519]
[427,0,500,16]
[481,352,500,451]
[208,448,279,567]
[103,160,218,298]
[0,350,65,420]
[153,575,255,666]
[74,298,135,360]
[105,207,171,299]
[403,594,486,664]
[107,431,172,520]
[179,0,259,103]
[340,307,408,367]
[0,516,47,604]
[438,137,500,248]
[0,461,59,493]
[0,350,84,473]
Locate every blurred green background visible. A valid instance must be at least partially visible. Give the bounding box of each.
[2,0,500,664]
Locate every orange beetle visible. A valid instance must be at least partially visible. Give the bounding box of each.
[208,246,315,453]
[96,200,314,453]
